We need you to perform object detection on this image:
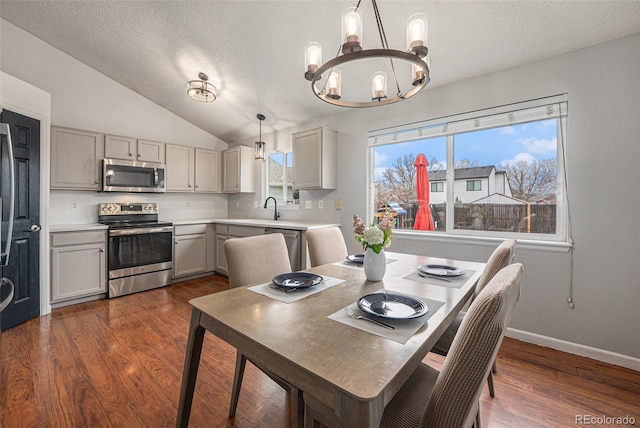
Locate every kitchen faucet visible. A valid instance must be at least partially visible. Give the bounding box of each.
[264,197,280,221]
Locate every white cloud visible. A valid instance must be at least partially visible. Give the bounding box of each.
[374,153,389,181]
[517,137,556,154]
[500,152,537,167]
[500,126,516,135]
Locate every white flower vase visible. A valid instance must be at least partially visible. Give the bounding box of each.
[364,248,386,281]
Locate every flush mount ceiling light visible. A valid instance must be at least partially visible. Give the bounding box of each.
[187,72,217,103]
[255,114,266,161]
[304,0,429,108]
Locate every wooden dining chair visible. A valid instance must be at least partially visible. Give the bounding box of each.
[223,233,302,423]
[430,238,516,397]
[303,263,523,428]
[305,227,349,267]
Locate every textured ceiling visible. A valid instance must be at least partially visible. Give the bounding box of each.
[2,1,640,143]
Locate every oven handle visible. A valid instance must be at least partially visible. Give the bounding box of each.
[109,226,173,236]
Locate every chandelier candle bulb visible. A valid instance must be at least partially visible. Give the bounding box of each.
[341,7,363,53]
[412,63,426,86]
[327,68,342,100]
[305,42,322,80]
[372,71,387,101]
[407,13,428,57]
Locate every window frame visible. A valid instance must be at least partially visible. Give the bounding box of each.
[261,150,298,209]
[466,180,482,191]
[366,94,569,244]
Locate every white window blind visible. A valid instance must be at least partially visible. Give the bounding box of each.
[368,94,568,146]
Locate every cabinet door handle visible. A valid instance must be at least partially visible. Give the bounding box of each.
[99,248,105,252]
[129,153,133,157]
[95,180,99,184]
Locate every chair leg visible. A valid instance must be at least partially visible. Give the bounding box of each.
[229,351,247,418]
[492,360,497,373]
[290,386,304,428]
[475,406,482,428]
[487,371,495,398]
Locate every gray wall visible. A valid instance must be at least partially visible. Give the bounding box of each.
[232,33,640,362]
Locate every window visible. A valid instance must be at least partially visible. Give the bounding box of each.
[368,95,568,241]
[264,151,295,205]
[431,182,444,192]
[466,180,481,191]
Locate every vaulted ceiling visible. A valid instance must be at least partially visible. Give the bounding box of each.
[2,1,639,143]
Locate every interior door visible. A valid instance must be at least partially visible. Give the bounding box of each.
[1,109,41,330]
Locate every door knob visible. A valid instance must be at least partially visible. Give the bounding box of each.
[27,224,41,233]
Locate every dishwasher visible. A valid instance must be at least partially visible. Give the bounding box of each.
[265,228,301,271]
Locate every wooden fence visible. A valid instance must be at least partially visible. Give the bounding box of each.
[397,203,556,234]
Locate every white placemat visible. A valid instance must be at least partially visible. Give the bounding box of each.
[249,275,345,303]
[328,291,444,344]
[331,257,397,270]
[403,269,476,289]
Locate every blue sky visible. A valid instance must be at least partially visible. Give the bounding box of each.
[373,119,557,181]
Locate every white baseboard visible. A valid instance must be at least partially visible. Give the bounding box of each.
[506,328,640,372]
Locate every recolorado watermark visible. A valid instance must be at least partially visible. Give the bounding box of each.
[575,414,636,425]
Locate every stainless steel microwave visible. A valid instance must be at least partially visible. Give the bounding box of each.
[103,158,166,193]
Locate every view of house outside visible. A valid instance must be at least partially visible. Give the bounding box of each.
[373,118,559,235]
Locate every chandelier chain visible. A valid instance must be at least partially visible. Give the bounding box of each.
[372,0,402,97]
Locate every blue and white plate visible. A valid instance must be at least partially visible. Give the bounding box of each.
[346,253,365,265]
[417,264,465,277]
[357,293,428,319]
[272,272,324,290]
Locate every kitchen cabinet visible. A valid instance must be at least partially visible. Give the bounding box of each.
[166,145,220,193]
[50,230,107,303]
[51,126,104,190]
[223,146,256,193]
[195,148,220,192]
[105,135,165,163]
[214,224,265,275]
[173,224,207,278]
[292,127,337,190]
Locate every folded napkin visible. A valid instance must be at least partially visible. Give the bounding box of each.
[249,275,345,303]
[328,291,444,344]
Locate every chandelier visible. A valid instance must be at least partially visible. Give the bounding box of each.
[255,114,266,161]
[187,72,217,103]
[304,0,429,108]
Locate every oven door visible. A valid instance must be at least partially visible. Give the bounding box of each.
[108,226,173,279]
[103,158,166,193]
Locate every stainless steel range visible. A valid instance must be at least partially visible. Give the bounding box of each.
[98,203,173,298]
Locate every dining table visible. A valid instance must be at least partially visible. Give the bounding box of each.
[176,251,486,428]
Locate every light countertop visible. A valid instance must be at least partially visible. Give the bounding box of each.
[170,218,340,230]
[49,219,340,232]
[49,223,108,233]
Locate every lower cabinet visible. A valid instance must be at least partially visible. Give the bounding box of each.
[173,224,207,278]
[214,224,265,276]
[50,230,107,304]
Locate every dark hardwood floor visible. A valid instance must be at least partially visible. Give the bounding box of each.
[1,275,638,427]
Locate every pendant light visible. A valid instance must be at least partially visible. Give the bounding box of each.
[255,114,266,161]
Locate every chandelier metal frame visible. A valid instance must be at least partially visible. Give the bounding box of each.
[305,0,430,108]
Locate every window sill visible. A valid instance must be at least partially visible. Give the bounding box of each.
[394,230,572,253]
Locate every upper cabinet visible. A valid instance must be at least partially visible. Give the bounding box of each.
[292,127,337,190]
[223,146,255,193]
[51,126,104,190]
[166,144,220,193]
[195,148,220,193]
[105,135,165,163]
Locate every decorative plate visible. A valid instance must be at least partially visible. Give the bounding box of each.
[357,293,428,319]
[272,272,324,289]
[346,253,365,264]
[417,264,465,277]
